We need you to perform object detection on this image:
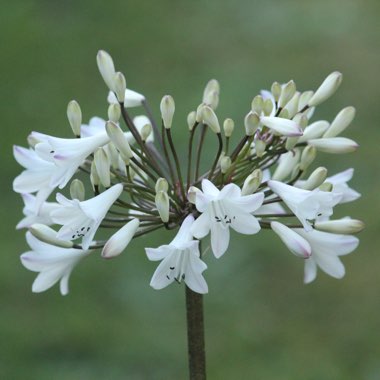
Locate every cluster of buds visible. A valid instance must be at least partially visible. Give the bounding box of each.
[13,51,363,295]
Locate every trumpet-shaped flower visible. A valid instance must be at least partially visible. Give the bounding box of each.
[32,131,110,189]
[326,168,360,204]
[268,180,342,232]
[295,228,359,283]
[16,193,60,230]
[191,180,264,258]
[20,232,90,295]
[146,215,208,294]
[51,184,123,249]
[13,145,56,211]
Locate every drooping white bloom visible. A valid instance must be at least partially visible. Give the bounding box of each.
[20,232,90,295]
[271,221,311,258]
[16,194,60,230]
[107,89,145,107]
[268,180,342,232]
[325,168,360,204]
[146,215,208,294]
[191,180,264,258]
[295,228,359,283]
[102,218,140,258]
[13,145,56,211]
[32,131,110,189]
[51,184,123,250]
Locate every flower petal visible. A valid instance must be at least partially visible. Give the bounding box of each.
[304,258,318,284]
[201,179,220,197]
[210,223,230,258]
[191,212,211,239]
[231,213,261,235]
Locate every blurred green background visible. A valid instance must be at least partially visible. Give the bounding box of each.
[1,0,379,379]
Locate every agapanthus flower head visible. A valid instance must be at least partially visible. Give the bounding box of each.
[13,53,362,295]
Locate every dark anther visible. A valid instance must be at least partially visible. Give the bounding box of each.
[170,266,175,270]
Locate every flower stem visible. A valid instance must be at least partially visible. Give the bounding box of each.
[185,286,206,379]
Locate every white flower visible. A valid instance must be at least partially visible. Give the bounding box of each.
[107,89,145,107]
[268,180,342,232]
[260,116,303,137]
[51,184,123,250]
[32,131,110,189]
[191,179,264,258]
[295,229,359,283]
[146,215,208,294]
[13,145,56,211]
[102,218,140,259]
[325,168,360,204]
[16,193,60,230]
[271,221,311,258]
[20,232,90,295]
[80,116,108,138]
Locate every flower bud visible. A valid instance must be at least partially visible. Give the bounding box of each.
[323,106,356,138]
[244,112,260,136]
[187,111,197,131]
[260,116,303,137]
[271,221,311,258]
[114,72,126,103]
[30,224,74,248]
[90,161,100,189]
[27,134,41,148]
[302,167,328,190]
[220,156,231,174]
[102,219,140,259]
[195,103,204,123]
[106,121,133,161]
[319,182,333,192]
[155,191,169,223]
[203,79,220,104]
[155,178,169,193]
[70,179,85,201]
[160,95,175,129]
[298,91,314,111]
[278,108,289,119]
[314,219,365,234]
[67,100,82,137]
[94,147,111,188]
[308,137,358,153]
[108,103,121,123]
[96,50,116,90]
[202,105,221,134]
[251,95,264,114]
[105,142,120,169]
[241,169,262,195]
[308,72,343,107]
[140,123,152,142]
[223,118,234,137]
[206,90,219,110]
[254,139,266,157]
[263,99,274,116]
[284,92,300,118]
[272,150,300,181]
[271,82,281,102]
[297,120,330,143]
[187,186,201,204]
[300,145,316,171]
[278,80,296,108]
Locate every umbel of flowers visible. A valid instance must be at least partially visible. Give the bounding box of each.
[14,51,363,296]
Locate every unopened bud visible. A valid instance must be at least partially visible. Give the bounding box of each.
[244,112,260,136]
[203,79,220,103]
[105,121,133,161]
[105,142,120,169]
[278,108,289,119]
[255,139,266,157]
[298,120,330,143]
[263,99,274,116]
[67,100,82,137]
[271,82,281,102]
[202,105,221,133]
[96,50,116,90]
[187,111,197,131]
[70,179,85,201]
[30,224,73,248]
[90,161,100,189]
[251,95,264,114]
[278,80,296,108]
[155,178,169,193]
[241,169,262,195]
[300,145,316,171]
[139,124,151,142]
[298,91,314,111]
[114,72,126,103]
[187,186,201,204]
[160,95,175,129]
[220,156,231,174]
[108,103,121,123]
[284,92,300,118]
[155,191,169,223]
[315,219,364,234]
[94,147,111,187]
[308,72,343,107]
[206,90,219,110]
[302,167,328,190]
[308,137,358,154]
[195,103,204,123]
[27,134,41,148]
[319,182,333,192]
[323,106,356,138]
[223,118,234,137]
[272,150,300,181]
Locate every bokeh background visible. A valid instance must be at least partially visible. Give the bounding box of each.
[1,1,379,379]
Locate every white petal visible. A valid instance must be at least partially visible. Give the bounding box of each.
[191,212,211,239]
[219,183,241,199]
[149,253,176,290]
[171,215,194,247]
[315,254,345,279]
[32,267,64,293]
[201,179,220,197]
[210,223,230,258]
[145,246,172,261]
[185,254,208,294]
[229,192,264,214]
[304,258,317,284]
[231,213,261,235]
